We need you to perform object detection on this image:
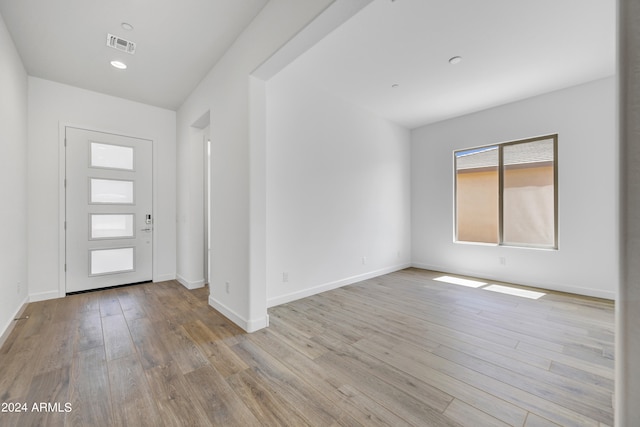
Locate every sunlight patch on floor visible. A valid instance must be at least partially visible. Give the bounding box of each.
[433,276,546,299]
[433,275,487,288]
[483,284,546,300]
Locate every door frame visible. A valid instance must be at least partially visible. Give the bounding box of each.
[203,126,211,285]
[58,123,156,296]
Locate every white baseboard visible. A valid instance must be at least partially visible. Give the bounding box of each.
[154,273,176,283]
[411,262,616,300]
[29,290,62,303]
[208,296,268,333]
[0,297,29,349]
[267,263,412,308]
[176,275,205,290]
[246,315,269,333]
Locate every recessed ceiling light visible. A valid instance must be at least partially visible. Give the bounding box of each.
[121,22,134,31]
[449,56,462,65]
[110,60,127,70]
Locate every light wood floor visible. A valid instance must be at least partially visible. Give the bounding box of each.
[0,268,614,426]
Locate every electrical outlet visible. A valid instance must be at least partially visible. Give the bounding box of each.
[225,281,230,294]
[362,256,367,265]
[283,272,289,282]
[17,281,21,294]
[499,257,507,266]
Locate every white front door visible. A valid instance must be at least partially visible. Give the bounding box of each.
[65,127,153,293]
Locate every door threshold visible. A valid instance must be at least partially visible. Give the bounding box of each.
[66,280,152,295]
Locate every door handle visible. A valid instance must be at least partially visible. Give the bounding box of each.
[140,227,152,232]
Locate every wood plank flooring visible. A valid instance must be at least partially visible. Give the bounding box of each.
[0,268,614,426]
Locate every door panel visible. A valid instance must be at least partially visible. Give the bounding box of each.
[66,127,152,292]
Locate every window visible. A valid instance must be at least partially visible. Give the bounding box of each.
[454,134,557,249]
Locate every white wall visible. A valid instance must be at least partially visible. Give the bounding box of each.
[176,0,335,332]
[0,12,28,339]
[411,77,617,299]
[265,73,411,306]
[27,77,177,301]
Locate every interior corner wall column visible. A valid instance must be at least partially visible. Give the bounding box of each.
[618,0,640,425]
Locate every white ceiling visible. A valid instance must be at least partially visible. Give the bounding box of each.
[280,0,616,129]
[0,0,615,125]
[0,0,268,110]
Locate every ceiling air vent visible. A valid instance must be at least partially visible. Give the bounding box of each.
[106,33,136,54]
